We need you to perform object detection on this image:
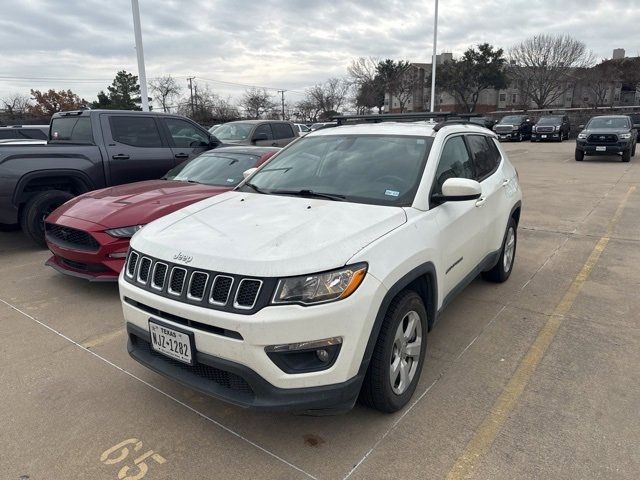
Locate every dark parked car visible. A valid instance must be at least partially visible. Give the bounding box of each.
[575,115,637,162]
[468,116,496,130]
[0,124,49,141]
[629,113,640,140]
[0,109,220,246]
[493,115,533,141]
[531,115,570,142]
[212,120,298,147]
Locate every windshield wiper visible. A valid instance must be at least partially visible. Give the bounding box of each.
[270,189,346,201]
[244,182,267,194]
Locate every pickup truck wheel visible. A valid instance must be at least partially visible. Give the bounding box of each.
[20,190,74,247]
[622,148,631,162]
[632,143,636,157]
[359,290,428,413]
[575,149,584,161]
[482,218,517,283]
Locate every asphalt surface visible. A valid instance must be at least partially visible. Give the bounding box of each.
[1,140,639,480]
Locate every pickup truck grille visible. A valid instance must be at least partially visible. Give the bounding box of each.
[536,126,555,133]
[45,223,100,252]
[494,125,514,134]
[588,133,617,144]
[124,250,275,314]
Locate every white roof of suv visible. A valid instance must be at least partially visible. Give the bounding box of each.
[308,121,495,137]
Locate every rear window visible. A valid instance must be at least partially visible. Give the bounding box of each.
[272,123,295,139]
[50,117,93,143]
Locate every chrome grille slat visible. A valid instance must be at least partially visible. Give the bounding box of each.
[168,267,187,296]
[151,262,168,290]
[234,279,262,310]
[187,271,209,301]
[126,252,139,278]
[209,275,234,306]
[137,257,152,284]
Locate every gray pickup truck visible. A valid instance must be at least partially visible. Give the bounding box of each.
[0,109,220,246]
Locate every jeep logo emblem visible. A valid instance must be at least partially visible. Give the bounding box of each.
[173,252,193,264]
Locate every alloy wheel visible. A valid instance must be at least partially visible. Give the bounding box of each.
[389,310,422,395]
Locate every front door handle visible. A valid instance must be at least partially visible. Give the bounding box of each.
[271,142,278,147]
[174,153,189,159]
[502,178,510,186]
[112,154,130,160]
[475,197,486,208]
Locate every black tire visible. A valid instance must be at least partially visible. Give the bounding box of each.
[622,148,631,162]
[482,217,517,283]
[359,290,428,413]
[575,149,584,161]
[518,133,523,142]
[632,143,636,157]
[20,190,74,247]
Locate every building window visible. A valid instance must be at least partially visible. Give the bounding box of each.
[511,94,517,103]
[499,93,506,102]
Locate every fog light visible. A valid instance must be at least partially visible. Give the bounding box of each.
[316,349,329,362]
[265,337,342,373]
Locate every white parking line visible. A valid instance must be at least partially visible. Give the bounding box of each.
[0,298,318,480]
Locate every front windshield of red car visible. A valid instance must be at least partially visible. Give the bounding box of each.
[165,152,259,187]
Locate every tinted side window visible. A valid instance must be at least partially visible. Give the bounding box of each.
[467,135,499,180]
[0,130,16,139]
[164,118,209,148]
[19,129,48,140]
[109,116,162,148]
[50,117,93,143]
[272,123,294,139]
[434,136,474,194]
[254,124,273,140]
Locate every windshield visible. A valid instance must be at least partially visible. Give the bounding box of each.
[298,124,310,132]
[212,122,253,141]
[499,116,524,124]
[587,117,630,129]
[537,116,562,126]
[164,152,260,186]
[241,134,433,206]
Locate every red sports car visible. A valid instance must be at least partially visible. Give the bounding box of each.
[44,146,278,281]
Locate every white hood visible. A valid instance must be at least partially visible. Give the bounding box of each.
[131,191,406,277]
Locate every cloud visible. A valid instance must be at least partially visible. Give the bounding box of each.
[0,0,637,105]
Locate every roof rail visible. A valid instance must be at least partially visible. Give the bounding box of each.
[331,112,464,126]
[432,119,480,131]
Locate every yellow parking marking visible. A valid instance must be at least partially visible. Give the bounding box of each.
[100,438,166,480]
[81,328,124,349]
[446,185,636,480]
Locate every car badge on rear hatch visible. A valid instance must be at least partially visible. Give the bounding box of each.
[173,252,193,264]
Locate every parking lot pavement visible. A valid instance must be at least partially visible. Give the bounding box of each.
[1,141,639,479]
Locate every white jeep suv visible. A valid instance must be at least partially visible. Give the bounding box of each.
[119,118,522,414]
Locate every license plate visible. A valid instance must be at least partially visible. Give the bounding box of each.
[541,135,547,138]
[596,146,606,152]
[149,319,194,365]
[500,135,507,139]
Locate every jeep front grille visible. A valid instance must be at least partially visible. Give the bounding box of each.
[124,250,273,314]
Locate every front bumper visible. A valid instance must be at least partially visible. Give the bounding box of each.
[531,131,560,141]
[119,272,386,411]
[45,215,129,281]
[496,131,521,141]
[576,141,631,154]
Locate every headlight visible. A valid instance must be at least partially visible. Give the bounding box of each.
[619,133,631,139]
[105,224,145,238]
[554,125,560,132]
[273,263,367,305]
[512,126,519,131]
[578,133,587,139]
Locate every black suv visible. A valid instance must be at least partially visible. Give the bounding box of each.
[493,114,533,141]
[575,115,637,162]
[531,115,570,142]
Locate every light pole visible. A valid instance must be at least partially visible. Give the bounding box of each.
[430,0,439,113]
[131,0,149,111]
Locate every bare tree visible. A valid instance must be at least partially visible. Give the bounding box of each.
[580,61,622,107]
[294,98,321,122]
[395,67,421,113]
[149,75,182,112]
[306,78,350,119]
[1,93,32,116]
[211,96,240,122]
[349,57,385,113]
[240,88,276,119]
[509,34,594,108]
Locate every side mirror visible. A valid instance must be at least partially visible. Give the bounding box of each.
[434,178,482,203]
[251,132,269,144]
[243,167,257,179]
[209,135,220,148]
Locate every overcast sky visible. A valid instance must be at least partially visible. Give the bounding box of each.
[0,0,637,107]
